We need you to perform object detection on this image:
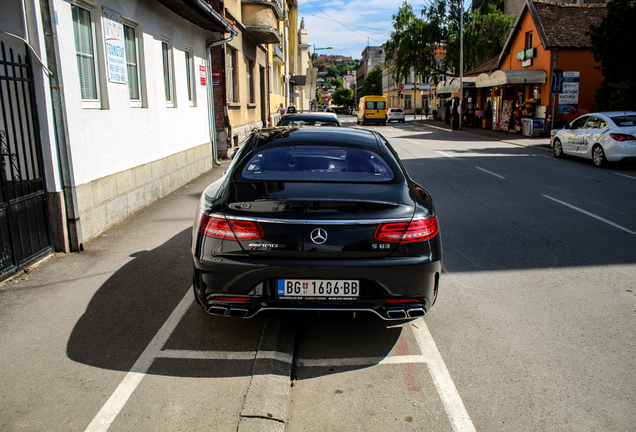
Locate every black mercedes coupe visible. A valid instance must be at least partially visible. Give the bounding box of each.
[191,127,442,320]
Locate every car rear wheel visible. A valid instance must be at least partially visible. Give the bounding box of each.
[592,144,607,167]
[553,138,564,158]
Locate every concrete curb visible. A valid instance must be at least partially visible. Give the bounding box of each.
[238,318,296,432]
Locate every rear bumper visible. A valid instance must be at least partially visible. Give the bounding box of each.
[193,255,441,320]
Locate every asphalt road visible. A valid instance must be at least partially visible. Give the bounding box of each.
[1,117,635,431]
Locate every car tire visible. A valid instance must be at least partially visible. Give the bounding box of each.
[383,122,387,126]
[592,144,607,167]
[553,138,564,158]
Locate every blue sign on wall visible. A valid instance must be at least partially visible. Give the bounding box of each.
[550,69,563,94]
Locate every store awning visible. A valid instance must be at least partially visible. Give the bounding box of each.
[436,77,477,95]
[475,70,547,88]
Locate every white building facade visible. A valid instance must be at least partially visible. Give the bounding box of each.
[0,0,235,279]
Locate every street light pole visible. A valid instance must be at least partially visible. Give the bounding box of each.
[312,45,333,111]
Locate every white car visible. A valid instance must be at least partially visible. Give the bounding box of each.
[387,108,405,123]
[552,111,636,167]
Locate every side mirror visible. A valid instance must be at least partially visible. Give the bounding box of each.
[229,147,239,159]
[564,123,572,130]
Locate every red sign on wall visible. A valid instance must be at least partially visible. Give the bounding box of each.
[212,71,221,86]
[199,65,206,85]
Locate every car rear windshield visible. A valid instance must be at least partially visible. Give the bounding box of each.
[391,109,403,113]
[365,101,386,110]
[241,145,395,182]
[610,115,636,127]
[279,117,339,127]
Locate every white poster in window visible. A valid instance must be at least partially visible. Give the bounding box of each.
[102,7,127,84]
[558,72,579,114]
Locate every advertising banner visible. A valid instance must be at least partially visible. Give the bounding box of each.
[558,72,579,114]
[102,7,127,84]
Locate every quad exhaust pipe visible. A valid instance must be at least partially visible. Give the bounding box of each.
[207,306,250,318]
[386,307,426,319]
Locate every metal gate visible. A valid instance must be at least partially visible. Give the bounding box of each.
[0,40,52,280]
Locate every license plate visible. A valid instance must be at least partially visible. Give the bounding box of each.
[277,279,359,300]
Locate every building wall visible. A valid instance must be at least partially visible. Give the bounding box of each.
[46,0,216,243]
[53,0,210,187]
[499,9,602,122]
[554,49,603,119]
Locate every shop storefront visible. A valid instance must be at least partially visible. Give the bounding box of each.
[458,0,606,135]
[475,70,547,133]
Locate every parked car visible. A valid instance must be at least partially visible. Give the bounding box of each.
[277,113,341,127]
[387,108,405,123]
[552,112,636,167]
[192,127,442,320]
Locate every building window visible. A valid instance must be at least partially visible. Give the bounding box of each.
[71,4,99,106]
[185,47,195,106]
[525,31,533,49]
[226,47,238,103]
[405,94,412,109]
[247,59,255,104]
[162,38,174,106]
[124,24,141,106]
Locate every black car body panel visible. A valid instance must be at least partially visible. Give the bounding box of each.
[192,127,442,320]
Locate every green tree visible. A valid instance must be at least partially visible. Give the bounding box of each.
[588,0,636,111]
[358,65,382,97]
[464,3,514,70]
[326,64,340,77]
[385,0,514,84]
[332,88,354,107]
[331,77,343,89]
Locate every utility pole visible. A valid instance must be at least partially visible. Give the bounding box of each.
[459,0,464,130]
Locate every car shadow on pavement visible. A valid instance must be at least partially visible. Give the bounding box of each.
[67,229,402,378]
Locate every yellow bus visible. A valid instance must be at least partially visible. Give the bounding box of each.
[357,96,387,126]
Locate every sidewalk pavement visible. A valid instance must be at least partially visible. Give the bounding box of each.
[405,116,553,153]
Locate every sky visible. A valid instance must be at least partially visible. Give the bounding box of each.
[298,0,413,60]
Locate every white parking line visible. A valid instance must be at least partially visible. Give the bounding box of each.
[411,321,477,432]
[85,290,193,432]
[616,172,636,180]
[475,166,506,179]
[293,320,475,432]
[543,194,636,234]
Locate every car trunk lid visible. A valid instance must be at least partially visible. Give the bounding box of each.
[222,182,415,258]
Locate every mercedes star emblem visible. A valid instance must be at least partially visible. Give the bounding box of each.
[310,228,328,245]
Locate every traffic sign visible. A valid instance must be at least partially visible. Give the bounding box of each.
[550,69,563,94]
[399,83,404,89]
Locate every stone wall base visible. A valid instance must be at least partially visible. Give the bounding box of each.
[73,142,213,242]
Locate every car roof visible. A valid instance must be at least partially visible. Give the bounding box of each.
[282,112,338,119]
[254,127,381,150]
[580,111,636,118]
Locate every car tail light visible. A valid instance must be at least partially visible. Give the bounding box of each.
[610,133,636,142]
[375,216,438,243]
[198,214,263,240]
[386,298,419,303]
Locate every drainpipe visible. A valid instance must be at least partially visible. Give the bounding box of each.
[40,0,83,252]
[205,31,235,167]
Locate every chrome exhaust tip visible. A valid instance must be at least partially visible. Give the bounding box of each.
[227,308,249,318]
[406,308,425,318]
[386,309,407,319]
[207,306,228,316]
